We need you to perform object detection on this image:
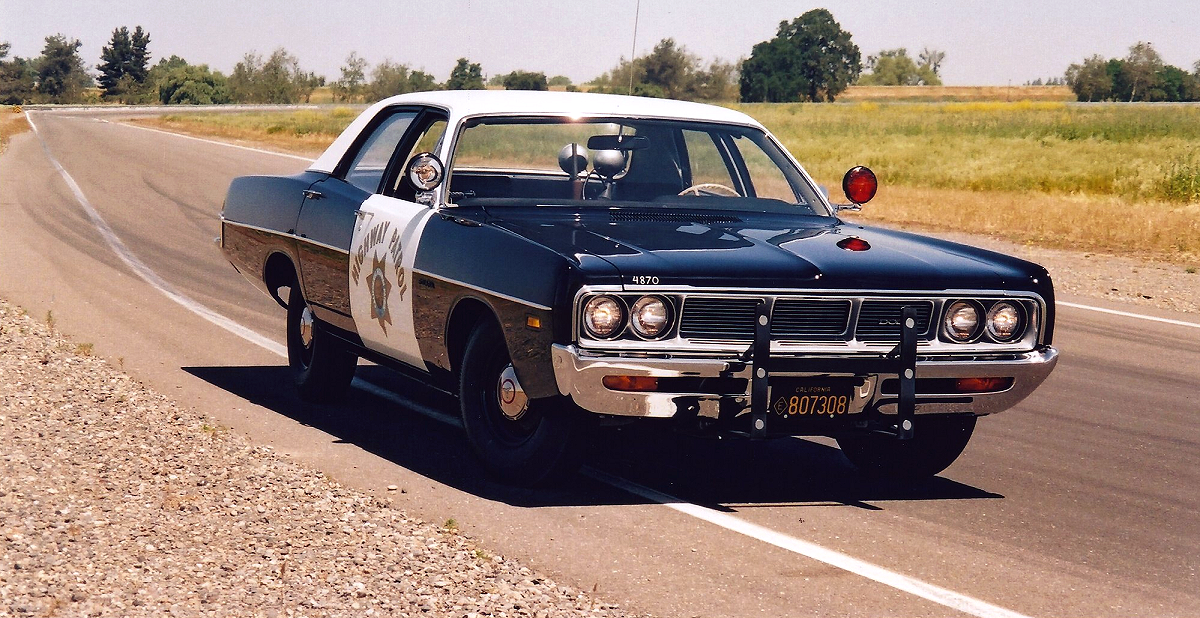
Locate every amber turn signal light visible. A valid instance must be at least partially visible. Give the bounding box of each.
[602,375,660,392]
[955,377,1013,393]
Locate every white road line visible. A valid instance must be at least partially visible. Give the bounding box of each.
[1058,300,1200,330]
[25,111,288,358]
[585,469,1032,618]
[114,119,316,163]
[29,108,1040,618]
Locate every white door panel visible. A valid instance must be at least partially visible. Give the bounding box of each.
[349,194,434,367]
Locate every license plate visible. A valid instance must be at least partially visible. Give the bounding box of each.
[769,378,857,418]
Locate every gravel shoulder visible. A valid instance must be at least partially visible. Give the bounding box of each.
[0,300,637,618]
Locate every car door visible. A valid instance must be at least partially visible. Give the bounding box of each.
[348,112,448,367]
[294,109,419,330]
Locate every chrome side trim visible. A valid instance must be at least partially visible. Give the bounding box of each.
[223,219,351,256]
[412,269,553,311]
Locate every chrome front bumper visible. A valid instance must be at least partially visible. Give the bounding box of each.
[551,344,1058,419]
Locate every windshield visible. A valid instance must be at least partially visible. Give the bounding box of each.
[447,116,830,216]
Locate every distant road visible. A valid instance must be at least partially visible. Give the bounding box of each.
[2,109,1198,617]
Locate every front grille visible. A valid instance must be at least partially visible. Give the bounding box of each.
[771,299,851,340]
[854,300,934,342]
[679,297,931,343]
[678,297,758,340]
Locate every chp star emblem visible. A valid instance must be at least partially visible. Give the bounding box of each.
[368,251,393,333]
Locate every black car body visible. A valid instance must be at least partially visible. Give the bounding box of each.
[220,91,1058,483]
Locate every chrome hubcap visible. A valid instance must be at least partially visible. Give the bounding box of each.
[496,364,529,420]
[299,306,314,347]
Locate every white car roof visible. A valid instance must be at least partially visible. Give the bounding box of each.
[309,90,764,174]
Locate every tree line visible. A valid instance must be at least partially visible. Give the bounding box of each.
[0,10,931,106]
[1065,42,1199,102]
[7,9,1196,106]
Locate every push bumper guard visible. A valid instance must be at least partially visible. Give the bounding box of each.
[747,300,918,440]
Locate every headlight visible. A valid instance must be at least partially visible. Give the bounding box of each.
[943,301,981,342]
[629,295,672,339]
[986,301,1024,342]
[583,295,624,338]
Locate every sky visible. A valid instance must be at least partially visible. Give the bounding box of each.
[2,0,1198,87]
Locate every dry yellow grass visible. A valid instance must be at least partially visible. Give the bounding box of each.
[847,186,1200,262]
[131,111,351,158]
[0,107,31,152]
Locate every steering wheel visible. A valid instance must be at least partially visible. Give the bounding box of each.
[678,183,740,197]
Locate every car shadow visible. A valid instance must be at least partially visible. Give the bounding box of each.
[183,364,1003,510]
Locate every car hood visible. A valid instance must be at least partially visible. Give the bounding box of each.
[483,205,1047,293]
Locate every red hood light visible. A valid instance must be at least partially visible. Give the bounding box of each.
[838,237,871,252]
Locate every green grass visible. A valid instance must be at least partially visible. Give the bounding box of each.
[733,101,1200,203]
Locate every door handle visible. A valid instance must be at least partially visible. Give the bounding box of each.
[302,189,324,200]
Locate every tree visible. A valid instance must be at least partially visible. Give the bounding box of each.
[548,75,572,87]
[158,64,230,104]
[501,70,547,91]
[640,39,695,99]
[228,48,310,103]
[1123,41,1163,102]
[294,70,324,103]
[0,42,37,104]
[740,9,861,102]
[689,59,739,101]
[918,48,945,76]
[446,58,484,90]
[35,35,93,103]
[1065,54,1113,101]
[858,48,940,86]
[408,69,438,92]
[586,39,737,101]
[97,26,150,99]
[1150,65,1199,102]
[332,52,368,102]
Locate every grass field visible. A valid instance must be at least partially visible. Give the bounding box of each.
[135,100,1200,263]
[838,85,1073,102]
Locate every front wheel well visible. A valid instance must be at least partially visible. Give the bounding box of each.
[445,298,500,376]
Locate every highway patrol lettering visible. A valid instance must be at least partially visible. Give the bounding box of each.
[352,220,390,284]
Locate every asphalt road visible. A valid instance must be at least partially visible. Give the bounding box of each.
[2,110,1198,618]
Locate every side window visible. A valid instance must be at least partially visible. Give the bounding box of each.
[387,117,448,197]
[343,111,418,193]
[682,130,737,190]
[733,135,800,203]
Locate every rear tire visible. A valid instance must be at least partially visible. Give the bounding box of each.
[286,286,357,403]
[459,321,585,485]
[836,415,976,480]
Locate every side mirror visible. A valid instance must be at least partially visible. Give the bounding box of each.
[406,152,445,191]
[838,166,877,211]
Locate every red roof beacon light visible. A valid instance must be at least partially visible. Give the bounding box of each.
[842,166,878,205]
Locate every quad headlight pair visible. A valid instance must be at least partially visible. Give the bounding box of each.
[943,300,1026,343]
[583,294,673,340]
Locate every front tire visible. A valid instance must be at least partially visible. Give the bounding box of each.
[836,414,976,480]
[458,321,584,485]
[286,286,357,403]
